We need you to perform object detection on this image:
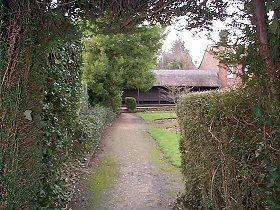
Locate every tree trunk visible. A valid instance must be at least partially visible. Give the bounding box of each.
[250,0,278,96]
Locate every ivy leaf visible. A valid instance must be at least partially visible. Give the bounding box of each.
[272,1,280,9]
[24,109,33,121]
[46,148,53,157]
[266,0,272,12]
[268,20,279,36]
[252,106,263,119]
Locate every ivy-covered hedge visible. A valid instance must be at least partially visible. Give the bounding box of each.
[33,40,83,208]
[0,3,47,209]
[34,39,116,208]
[73,106,116,156]
[176,90,263,209]
[0,9,116,208]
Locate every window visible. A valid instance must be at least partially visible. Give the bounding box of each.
[244,66,249,75]
[227,66,234,78]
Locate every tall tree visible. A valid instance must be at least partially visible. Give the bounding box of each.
[75,0,228,32]
[83,25,164,110]
[158,38,196,69]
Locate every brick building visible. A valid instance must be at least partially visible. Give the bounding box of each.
[199,44,242,88]
[122,44,243,104]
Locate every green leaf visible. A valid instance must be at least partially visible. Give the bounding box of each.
[268,20,279,35]
[46,148,53,157]
[24,109,33,121]
[252,106,263,119]
[272,1,280,9]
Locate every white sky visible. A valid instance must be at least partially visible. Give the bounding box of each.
[161,20,226,67]
[159,0,247,69]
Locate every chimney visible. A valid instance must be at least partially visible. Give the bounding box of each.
[218,30,229,46]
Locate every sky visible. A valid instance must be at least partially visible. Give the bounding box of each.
[161,1,250,67]
[161,20,225,67]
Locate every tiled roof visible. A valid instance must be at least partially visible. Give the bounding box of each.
[152,69,220,87]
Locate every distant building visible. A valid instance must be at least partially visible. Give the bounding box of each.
[122,44,243,105]
[122,69,220,104]
[199,44,242,88]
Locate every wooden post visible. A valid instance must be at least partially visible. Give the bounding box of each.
[137,88,140,105]
[158,88,160,104]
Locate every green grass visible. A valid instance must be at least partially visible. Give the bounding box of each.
[88,159,119,205]
[148,146,179,172]
[147,128,181,167]
[136,111,177,122]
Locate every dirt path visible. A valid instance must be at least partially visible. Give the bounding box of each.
[69,113,184,210]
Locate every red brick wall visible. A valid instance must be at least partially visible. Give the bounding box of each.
[218,64,242,88]
[199,45,220,72]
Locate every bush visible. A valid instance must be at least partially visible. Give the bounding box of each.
[108,91,122,114]
[125,97,136,112]
[87,87,122,113]
[73,106,116,155]
[176,89,263,209]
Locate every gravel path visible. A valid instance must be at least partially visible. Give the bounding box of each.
[69,113,184,210]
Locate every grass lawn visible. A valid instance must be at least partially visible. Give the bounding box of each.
[147,128,181,167]
[136,111,176,122]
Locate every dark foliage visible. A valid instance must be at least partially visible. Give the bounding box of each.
[125,97,137,112]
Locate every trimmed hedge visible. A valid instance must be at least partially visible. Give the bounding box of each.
[125,97,136,112]
[176,90,263,209]
[73,106,116,156]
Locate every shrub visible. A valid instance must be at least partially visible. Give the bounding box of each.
[87,87,122,113]
[125,97,136,112]
[108,91,122,114]
[176,89,263,209]
[73,106,116,156]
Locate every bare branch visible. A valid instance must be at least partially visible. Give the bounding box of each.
[160,85,191,103]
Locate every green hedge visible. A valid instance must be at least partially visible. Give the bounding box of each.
[176,90,263,209]
[0,6,46,209]
[0,17,115,208]
[73,106,116,156]
[125,97,136,112]
[34,105,115,209]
